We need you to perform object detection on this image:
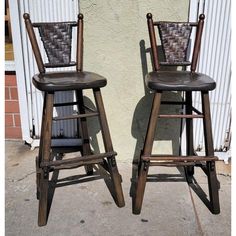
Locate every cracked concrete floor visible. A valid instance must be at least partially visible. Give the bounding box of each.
[5,140,231,236]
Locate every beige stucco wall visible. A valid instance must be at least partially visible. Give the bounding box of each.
[80,0,189,161]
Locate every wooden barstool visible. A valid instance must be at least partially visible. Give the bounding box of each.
[23,13,125,226]
[133,13,220,215]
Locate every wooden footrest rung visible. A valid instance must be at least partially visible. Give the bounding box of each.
[158,114,204,119]
[53,112,99,121]
[142,155,218,162]
[149,161,198,167]
[41,151,117,169]
[52,159,104,170]
[53,102,78,107]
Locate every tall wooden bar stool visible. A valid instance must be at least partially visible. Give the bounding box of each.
[23,13,125,226]
[133,13,220,215]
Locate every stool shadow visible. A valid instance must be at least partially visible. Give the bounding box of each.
[94,164,121,205]
[188,177,219,211]
[131,171,214,212]
[47,156,119,217]
[46,153,101,215]
[147,173,186,182]
[83,96,101,154]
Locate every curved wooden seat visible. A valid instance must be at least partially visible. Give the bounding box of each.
[33,71,107,91]
[146,71,216,91]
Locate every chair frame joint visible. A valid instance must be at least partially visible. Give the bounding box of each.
[209,161,215,171]
[111,156,117,167]
[42,166,49,179]
[143,160,149,171]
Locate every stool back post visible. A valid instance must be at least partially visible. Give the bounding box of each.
[76,13,84,72]
[191,14,205,72]
[23,13,45,74]
[147,13,160,71]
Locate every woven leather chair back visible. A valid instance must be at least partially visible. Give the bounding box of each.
[36,22,74,67]
[157,22,192,65]
[33,22,77,68]
[23,13,84,73]
[146,13,205,72]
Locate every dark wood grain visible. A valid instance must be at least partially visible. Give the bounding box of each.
[38,92,54,226]
[147,13,160,71]
[23,13,45,73]
[191,14,205,72]
[202,92,220,214]
[76,13,83,71]
[133,92,162,214]
[94,88,125,207]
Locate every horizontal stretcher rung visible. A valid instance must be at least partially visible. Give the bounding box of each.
[53,102,78,107]
[41,151,116,168]
[158,114,204,118]
[53,102,98,113]
[33,21,77,27]
[44,62,76,68]
[53,112,99,121]
[142,155,218,162]
[149,161,199,167]
[52,159,104,170]
[153,21,198,27]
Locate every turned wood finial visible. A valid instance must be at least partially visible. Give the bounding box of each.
[146,13,152,19]
[199,14,205,20]
[78,13,84,20]
[191,14,205,72]
[23,13,30,20]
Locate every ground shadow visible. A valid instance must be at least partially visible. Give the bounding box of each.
[188,176,212,211]
[46,155,120,220]
[147,173,186,182]
[188,170,221,212]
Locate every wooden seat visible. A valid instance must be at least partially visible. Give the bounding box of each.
[23,13,125,226]
[133,13,220,215]
[33,71,107,91]
[146,71,216,91]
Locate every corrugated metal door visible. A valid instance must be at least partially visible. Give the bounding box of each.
[189,0,231,152]
[9,0,80,147]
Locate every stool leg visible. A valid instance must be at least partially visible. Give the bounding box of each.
[133,92,162,214]
[185,91,194,183]
[76,90,93,175]
[36,93,47,200]
[201,91,220,214]
[93,88,125,207]
[38,92,54,226]
[36,156,40,200]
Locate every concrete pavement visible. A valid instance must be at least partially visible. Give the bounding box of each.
[5,141,231,236]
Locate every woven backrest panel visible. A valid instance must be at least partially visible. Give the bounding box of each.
[37,23,73,66]
[157,22,192,64]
